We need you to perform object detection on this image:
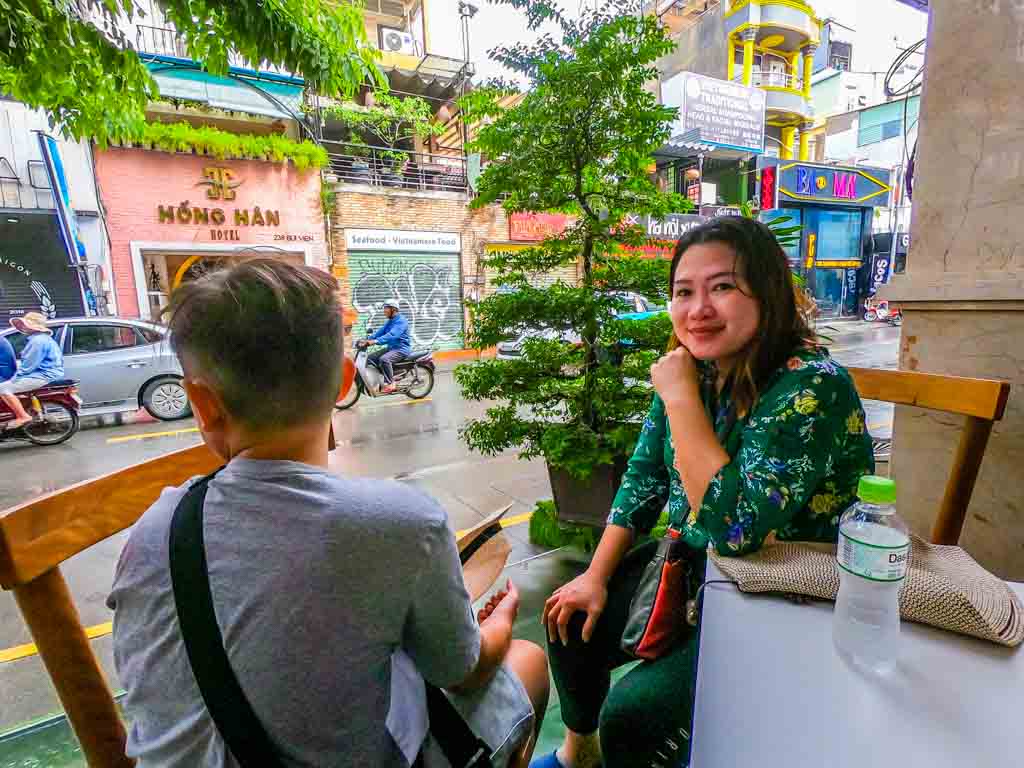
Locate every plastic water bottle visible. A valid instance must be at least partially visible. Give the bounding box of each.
[833,476,909,673]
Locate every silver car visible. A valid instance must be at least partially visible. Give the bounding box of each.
[1,317,190,421]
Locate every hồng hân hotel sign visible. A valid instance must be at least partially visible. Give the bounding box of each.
[155,166,283,241]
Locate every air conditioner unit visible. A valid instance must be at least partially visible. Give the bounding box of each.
[380,26,417,55]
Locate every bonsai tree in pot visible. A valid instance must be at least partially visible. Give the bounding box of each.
[455,0,690,526]
[326,91,445,184]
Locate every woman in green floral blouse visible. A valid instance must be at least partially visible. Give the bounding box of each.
[534,217,874,768]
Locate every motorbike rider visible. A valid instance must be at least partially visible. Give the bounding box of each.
[0,334,15,383]
[357,299,412,394]
[0,312,65,430]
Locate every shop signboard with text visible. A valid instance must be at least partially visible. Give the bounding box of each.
[93,147,328,318]
[618,212,707,259]
[762,158,893,208]
[346,228,464,352]
[508,213,572,242]
[663,72,766,154]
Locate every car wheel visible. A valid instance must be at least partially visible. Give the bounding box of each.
[142,377,192,421]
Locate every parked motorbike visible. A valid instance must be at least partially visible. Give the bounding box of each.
[863,298,903,327]
[0,379,82,446]
[335,344,435,410]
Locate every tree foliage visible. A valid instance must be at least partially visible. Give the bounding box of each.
[455,0,690,479]
[0,0,381,143]
[325,92,445,166]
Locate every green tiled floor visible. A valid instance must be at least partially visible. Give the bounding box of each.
[0,714,88,768]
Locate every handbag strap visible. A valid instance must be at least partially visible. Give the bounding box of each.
[424,683,492,768]
[168,471,286,768]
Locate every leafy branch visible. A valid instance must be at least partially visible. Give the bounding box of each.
[0,0,383,143]
[324,92,445,166]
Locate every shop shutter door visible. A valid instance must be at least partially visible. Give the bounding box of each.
[1,214,86,320]
[348,250,464,351]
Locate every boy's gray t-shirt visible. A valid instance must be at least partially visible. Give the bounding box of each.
[108,458,481,767]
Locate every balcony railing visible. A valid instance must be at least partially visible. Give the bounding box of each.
[135,24,293,77]
[323,142,469,194]
[136,23,188,59]
[733,71,805,92]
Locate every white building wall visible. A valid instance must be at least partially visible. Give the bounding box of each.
[0,101,113,305]
[0,101,100,212]
[823,114,913,235]
[811,0,927,117]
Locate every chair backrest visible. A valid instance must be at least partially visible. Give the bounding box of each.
[0,443,221,768]
[847,367,1010,546]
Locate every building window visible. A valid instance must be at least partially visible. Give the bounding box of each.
[830,55,850,71]
[858,118,904,146]
[828,40,853,72]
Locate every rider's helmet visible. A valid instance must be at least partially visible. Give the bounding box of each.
[382,299,400,311]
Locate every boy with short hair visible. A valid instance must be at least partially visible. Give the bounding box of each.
[108,260,546,767]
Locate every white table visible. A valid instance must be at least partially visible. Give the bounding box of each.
[691,560,1023,768]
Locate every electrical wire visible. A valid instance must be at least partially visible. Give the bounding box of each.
[883,38,926,201]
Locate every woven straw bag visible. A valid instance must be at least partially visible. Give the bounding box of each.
[709,535,1024,647]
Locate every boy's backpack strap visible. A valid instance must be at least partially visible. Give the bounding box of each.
[168,469,286,768]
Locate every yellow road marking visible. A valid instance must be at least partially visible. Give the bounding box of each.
[0,622,113,664]
[456,511,532,539]
[359,397,433,410]
[0,514,534,664]
[107,427,199,444]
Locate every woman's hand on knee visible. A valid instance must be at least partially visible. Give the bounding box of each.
[542,572,608,645]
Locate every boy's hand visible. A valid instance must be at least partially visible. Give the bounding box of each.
[478,579,519,626]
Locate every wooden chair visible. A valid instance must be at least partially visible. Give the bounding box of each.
[848,368,1010,546]
[0,444,221,767]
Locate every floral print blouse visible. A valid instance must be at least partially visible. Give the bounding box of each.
[608,346,875,556]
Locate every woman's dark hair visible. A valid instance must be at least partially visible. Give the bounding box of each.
[668,216,816,416]
[164,258,343,430]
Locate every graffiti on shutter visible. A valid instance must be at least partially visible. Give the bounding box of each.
[349,251,464,351]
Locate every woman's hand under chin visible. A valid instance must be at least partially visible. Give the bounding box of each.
[651,346,702,408]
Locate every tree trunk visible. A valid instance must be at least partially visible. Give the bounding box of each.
[580,232,599,432]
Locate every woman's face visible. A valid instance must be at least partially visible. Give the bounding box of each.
[670,241,761,368]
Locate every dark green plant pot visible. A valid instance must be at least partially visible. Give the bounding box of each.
[547,456,629,528]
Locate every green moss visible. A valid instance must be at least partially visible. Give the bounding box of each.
[131,121,328,170]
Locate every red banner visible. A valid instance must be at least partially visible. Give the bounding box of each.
[509,212,572,241]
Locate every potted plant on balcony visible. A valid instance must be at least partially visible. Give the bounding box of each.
[325,92,445,188]
[455,0,689,526]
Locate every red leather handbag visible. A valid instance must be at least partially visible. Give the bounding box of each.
[620,529,702,660]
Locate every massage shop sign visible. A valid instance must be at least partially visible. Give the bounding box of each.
[154,166,296,242]
[769,160,893,209]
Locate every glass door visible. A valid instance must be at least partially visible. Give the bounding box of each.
[809,208,863,318]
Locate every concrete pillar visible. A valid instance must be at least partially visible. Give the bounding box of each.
[801,45,817,100]
[881,4,1024,579]
[741,31,757,87]
[780,126,796,160]
[727,38,736,82]
[798,122,812,162]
